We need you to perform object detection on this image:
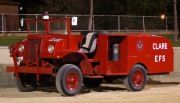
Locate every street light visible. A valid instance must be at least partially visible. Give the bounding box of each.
[160,14,168,31]
[160,14,165,20]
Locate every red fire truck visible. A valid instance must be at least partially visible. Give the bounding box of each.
[6,14,173,96]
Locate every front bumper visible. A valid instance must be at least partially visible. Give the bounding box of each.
[6,46,54,80]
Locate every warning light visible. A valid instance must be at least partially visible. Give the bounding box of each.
[42,11,49,20]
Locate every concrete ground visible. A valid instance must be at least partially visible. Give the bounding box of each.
[0,64,180,103]
[1,64,180,88]
[0,83,180,103]
[0,64,14,88]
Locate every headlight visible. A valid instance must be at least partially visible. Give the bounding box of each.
[48,45,54,53]
[18,44,24,53]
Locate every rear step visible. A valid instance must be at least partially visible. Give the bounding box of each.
[84,75,103,79]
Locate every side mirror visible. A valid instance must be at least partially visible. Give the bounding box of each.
[71,17,78,26]
[20,18,24,27]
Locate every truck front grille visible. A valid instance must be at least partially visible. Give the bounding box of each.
[23,39,41,63]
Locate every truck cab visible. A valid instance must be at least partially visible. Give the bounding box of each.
[6,14,174,96]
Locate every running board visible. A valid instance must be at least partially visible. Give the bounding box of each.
[84,76,104,79]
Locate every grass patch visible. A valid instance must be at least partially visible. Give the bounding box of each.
[0,36,26,46]
[160,34,180,47]
[0,34,180,47]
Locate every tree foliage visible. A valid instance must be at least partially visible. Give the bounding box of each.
[125,0,170,16]
[93,0,126,15]
[16,0,89,14]
[13,0,177,16]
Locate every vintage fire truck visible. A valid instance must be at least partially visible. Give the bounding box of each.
[6,14,173,96]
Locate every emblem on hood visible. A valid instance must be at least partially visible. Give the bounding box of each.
[48,38,63,42]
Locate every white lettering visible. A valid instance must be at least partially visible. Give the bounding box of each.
[155,55,158,62]
[152,43,168,50]
[153,43,156,50]
[154,55,166,62]
[164,43,167,49]
[162,55,165,62]
[159,55,162,62]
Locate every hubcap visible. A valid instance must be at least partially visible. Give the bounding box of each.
[66,72,79,91]
[132,69,144,87]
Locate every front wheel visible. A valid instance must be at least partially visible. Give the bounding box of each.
[124,64,147,91]
[14,73,37,92]
[56,64,83,96]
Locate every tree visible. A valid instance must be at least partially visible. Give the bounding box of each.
[13,0,176,32]
[93,0,126,15]
[174,0,179,41]
[88,0,93,30]
[14,0,174,16]
[125,0,170,16]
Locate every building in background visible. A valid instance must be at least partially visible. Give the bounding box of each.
[0,0,20,32]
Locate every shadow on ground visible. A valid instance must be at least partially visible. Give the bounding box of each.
[35,79,180,95]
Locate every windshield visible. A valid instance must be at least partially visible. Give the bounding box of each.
[28,19,68,35]
[50,21,68,34]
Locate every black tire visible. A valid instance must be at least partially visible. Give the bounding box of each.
[56,64,83,96]
[124,64,147,91]
[14,73,37,92]
[83,78,103,88]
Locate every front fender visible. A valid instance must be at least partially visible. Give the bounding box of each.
[61,52,94,75]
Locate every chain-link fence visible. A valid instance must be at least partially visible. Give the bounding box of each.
[0,13,178,33]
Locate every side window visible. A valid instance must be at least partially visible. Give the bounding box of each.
[29,22,45,35]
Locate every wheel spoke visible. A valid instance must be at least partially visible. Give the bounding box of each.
[66,72,79,91]
[132,69,144,87]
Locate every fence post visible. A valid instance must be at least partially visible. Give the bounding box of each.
[166,17,168,31]
[1,14,4,35]
[93,15,94,31]
[118,16,120,33]
[143,16,145,32]
[36,15,38,33]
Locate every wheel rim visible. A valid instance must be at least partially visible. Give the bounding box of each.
[132,69,144,87]
[66,72,79,91]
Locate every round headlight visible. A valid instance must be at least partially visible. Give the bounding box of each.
[18,44,24,53]
[48,45,54,53]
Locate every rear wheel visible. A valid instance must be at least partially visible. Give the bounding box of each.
[124,64,147,91]
[56,64,83,96]
[14,73,37,92]
[83,78,103,88]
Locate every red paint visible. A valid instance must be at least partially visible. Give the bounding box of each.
[66,72,79,91]
[6,17,173,88]
[132,69,144,87]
